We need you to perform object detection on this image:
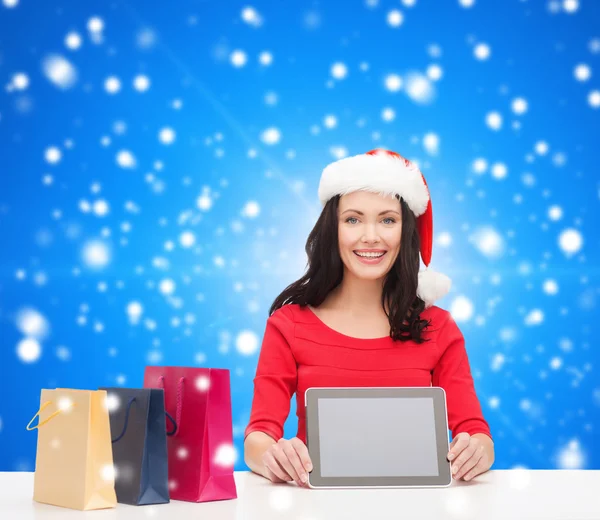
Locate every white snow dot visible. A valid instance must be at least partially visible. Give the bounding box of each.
[427,64,443,81]
[260,127,281,145]
[535,141,549,155]
[87,16,104,33]
[558,228,583,255]
[101,464,116,482]
[562,0,579,14]
[127,301,143,321]
[44,146,62,164]
[159,279,176,295]
[159,127,176,145]
[524,309,544,326]
[474,43,491,60]
[387,9,404,27]
[3,0,19,7]
[179,231,196,248]
[548,205,563,221]
[242,201,260,218]
[93,199,110,217]
[550,357,563,370]
[450,296,474,323]
[557,439,584,469]
[588,90,600,109]
[543,279,559,295]
[259,51,273,66]
[42,55,78,89]
[116,150,136,169]
[470,226,505,258]
[491,162,508,180]
[574,63,591,82]
[16,308,49,339]
[236,330,259,356]
[436,232,452,248]
[177,447,189,459]
[323,115,337,129]
[241,6,263,27]
[423,133,439,156]
[82,240,111,269]
[195,376,210,391]
[331,62,348,80]
[230,50,247,68]
[65,32,82,50]
[196,193,213,211]
[381,107,396,122]
[214,443,238,467]
[384,74,403,92]
[472,158,488,174]
[405,73,434,104]
[459,0,475,7]
[485,111,503,131]
[511,97,528,115]
[105,394,121,412]
[12,72,29,90]
[104,76,121,94]
[133,74,150,92]
[17,338,41,363]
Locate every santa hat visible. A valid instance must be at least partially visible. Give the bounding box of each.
[318,148,451,308]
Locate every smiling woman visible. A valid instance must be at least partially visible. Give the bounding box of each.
[244,149,493,486]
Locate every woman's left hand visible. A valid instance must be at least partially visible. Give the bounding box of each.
[447,432,493,481]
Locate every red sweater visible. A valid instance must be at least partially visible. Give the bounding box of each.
[245,303,492,445]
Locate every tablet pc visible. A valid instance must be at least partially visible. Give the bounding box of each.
[305,387,452,489]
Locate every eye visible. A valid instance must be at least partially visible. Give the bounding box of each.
[345,217,359,224]
[383,217,396,224]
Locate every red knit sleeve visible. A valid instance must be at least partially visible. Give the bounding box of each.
[244,305,297,442]
[432,313,492,442]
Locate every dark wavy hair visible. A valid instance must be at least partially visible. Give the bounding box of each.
[269,193,432,343]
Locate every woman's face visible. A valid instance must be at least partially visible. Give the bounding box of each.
[337,191,402,281]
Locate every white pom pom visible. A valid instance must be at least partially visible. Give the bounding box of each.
[417,269,452,308]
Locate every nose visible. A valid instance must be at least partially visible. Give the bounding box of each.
[361,224,380,243]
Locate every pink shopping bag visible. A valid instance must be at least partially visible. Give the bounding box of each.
[143,366,237,503]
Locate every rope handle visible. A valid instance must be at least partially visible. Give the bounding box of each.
[111,397,136,443]
[157,375,185,437]
[26,400,77,431]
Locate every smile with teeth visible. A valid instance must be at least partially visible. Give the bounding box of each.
[354,251,386,258]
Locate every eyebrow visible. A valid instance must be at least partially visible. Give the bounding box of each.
[341,209,401,216]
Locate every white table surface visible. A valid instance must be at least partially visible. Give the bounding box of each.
[1,470,599,520]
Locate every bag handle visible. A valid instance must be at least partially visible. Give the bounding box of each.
[111,397,179,442]
[157,375,185,437]
[111,397,136,443]
[26,400,77,431]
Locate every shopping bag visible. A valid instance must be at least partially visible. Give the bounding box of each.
[143,366,237,502]
[100,387,174,505]
[26,388,117,511]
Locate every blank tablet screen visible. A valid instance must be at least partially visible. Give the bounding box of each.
[317,397,438,477]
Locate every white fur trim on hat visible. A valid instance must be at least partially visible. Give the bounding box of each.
[417,268,452,309]
[318,153,430,216]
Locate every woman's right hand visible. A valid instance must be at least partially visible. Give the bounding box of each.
[262,437,313,486]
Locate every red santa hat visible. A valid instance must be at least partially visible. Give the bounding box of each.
[318,148,451,308]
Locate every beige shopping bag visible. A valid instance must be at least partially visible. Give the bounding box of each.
[27,388,117,511]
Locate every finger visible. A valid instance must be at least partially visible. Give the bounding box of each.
[463,458,486,481]
[282,442,309,484]
[456,447,484,480]
[291,438,313,473]
[451,443,478,476]
[273,443,301,483]
[448,433,470,461]
[264,465,287,483]
[263,451,291,482]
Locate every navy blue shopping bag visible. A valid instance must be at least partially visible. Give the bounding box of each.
[100,388,175,506]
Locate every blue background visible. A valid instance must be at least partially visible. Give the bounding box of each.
[0,0,599,472]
